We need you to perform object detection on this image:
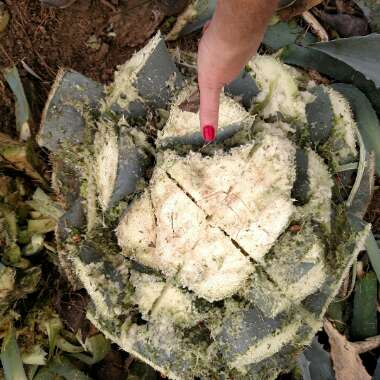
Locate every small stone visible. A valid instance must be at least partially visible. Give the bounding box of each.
[93,43,109,62]
[86,35,102,51]
[0,2,10,33]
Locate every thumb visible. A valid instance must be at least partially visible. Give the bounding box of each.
[199,83,221,142]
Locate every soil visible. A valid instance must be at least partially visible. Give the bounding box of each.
[0,0,189,135]
[366,178,380,234]
[0,79,15,137]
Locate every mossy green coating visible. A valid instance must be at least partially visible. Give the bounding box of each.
[38,69,104,152]
[265,223,327,303]
[242,267,292,318]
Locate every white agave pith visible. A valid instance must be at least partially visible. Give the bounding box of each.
[157,85,254,143]
[118,167,255,302]
[249,55,313,121]
[129,271,202,327]
[94,122,119,211]
[326,87,358,164]
[160,129,296,262]
[118,124,297,301]
[129,271,165,319]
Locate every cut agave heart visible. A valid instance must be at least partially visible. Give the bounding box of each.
[40,33,373,380]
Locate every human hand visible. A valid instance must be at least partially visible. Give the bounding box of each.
[197,0,278,142]
[197,24,257,141]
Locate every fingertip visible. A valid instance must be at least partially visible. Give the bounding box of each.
[202,124,216,142]
[202,20,211,33]
[199,85,220,142]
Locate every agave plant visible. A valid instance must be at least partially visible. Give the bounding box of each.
[38,31,374,379]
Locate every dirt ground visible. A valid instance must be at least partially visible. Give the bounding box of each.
[0,0,190,135]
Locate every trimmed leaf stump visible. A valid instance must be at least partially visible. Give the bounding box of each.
[40,33,373,380]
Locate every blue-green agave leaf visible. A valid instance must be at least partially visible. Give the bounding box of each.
[263,20,316,50]
[281,44,380,115]
[298,337,335,380]
[310,34,380,88]
[331,83,380,176]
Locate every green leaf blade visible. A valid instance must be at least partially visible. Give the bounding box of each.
[2,66,32,141]
[310,34,380,88]
[351,271,378,340]
[331,84,380,175]
[263,20,316,50]
[365,231,380,283]
[1,328,28,380]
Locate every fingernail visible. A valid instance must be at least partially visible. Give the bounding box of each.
[202,125,215,142]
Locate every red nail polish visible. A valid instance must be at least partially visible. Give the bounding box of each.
[202,125,215,142]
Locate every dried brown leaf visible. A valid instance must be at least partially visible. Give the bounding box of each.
[279,0,323,20]
[324,319,371,380]
[178,89,200,113]
[352,335,380,354]
[318,11,369,37]
[302,10,329,41]
[0,133,47,186]
[110,0,165,47]
[157,0,189,17]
